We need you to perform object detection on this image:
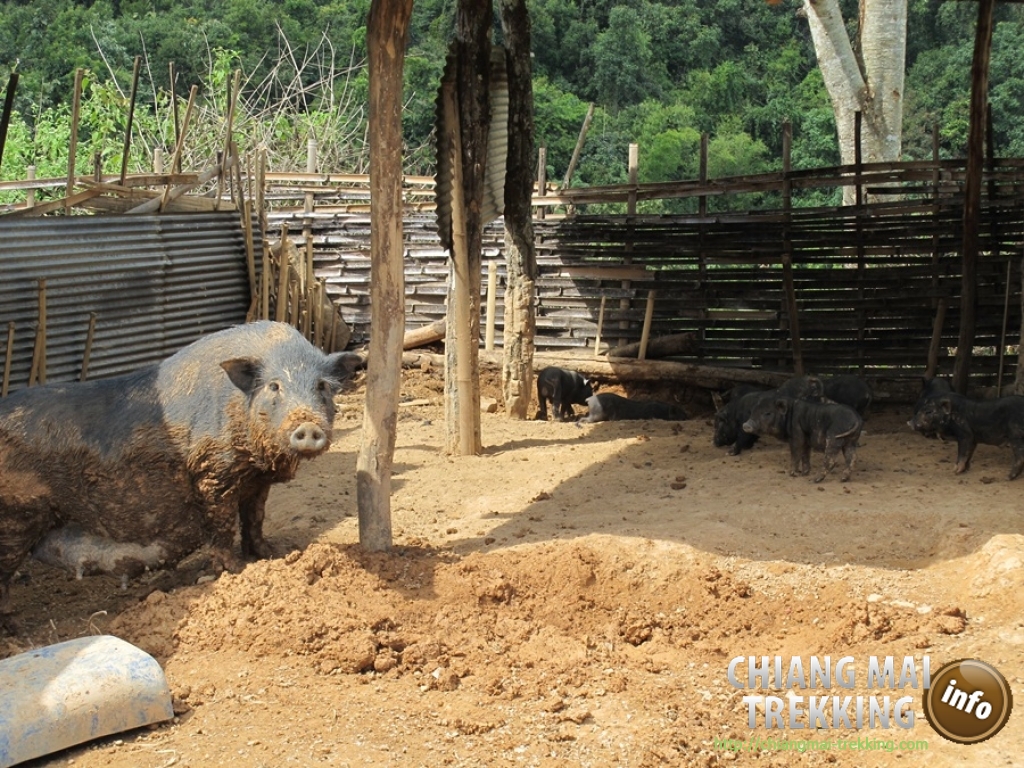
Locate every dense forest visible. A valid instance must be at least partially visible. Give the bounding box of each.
[1,0,1023,206]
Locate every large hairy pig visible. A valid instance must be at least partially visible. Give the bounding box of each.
[0,320,361,630]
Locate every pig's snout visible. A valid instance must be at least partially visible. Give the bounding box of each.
[290,422,328,454]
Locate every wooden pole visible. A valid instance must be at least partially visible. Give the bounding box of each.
[560,102,594,190]
[619,143,638,348]
[80,312,97,381]
[260,240,271,321]
[26,165,35,209]
[162,84,198,211]
[997,259,1011,395]
[1,322,13,397]
[276,229,291,323]
[37,279,46,385]
[0,72,18,175]
[485,259,497,351]
[638,290,656,360]
[443,80,477,456]
[926,299,947,379]
[594,295,606,358]
[169,62,181,173]
[781,254,804,376]
[66,68,84,215]
[242,199,257,303]
[536,146,547,220]
[953,0,995,394]
[119,55,142,186]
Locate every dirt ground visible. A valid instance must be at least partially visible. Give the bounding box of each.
[2,364,1023,768]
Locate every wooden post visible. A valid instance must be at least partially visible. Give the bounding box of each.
[242,199,257,303]
[594,295,606,358]
[80,312,97,381]
[153,148,164,174]
[26,165,35,209]
[619,143,638,348]
[443,79,477,456]
[953,0,995,394]
[781,254,804,376]
[536,146,546,220]
[260,240,271,321]
[276,229,291,323]
[638,290,656,360]
[0,72,18,175]
[485,259,497,351]
[357,0,412,552]
[561,102,594,190]
[926,299,947,379]
[38,279,46,385]
[162,85,197,211]
[1,322,13,397]
[119,55,142,186]
[997,259,1012,395]
[169,61,181,173]
[66,69,84,215]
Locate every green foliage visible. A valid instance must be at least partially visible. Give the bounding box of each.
[0,0,1021,196]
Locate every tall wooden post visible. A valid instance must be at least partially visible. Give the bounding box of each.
[499,0,537,419]
[953,0,995,394]
[356,0,413,552]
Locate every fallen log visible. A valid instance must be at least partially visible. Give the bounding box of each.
[403,319,446,350]
[605,331,696,359]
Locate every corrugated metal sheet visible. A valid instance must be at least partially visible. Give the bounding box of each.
[0,213,257,393]
[435,45,509,250]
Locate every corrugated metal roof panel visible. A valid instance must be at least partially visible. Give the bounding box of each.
[0,213,256,392]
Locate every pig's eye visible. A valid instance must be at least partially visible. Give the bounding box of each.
[268,382,281,393]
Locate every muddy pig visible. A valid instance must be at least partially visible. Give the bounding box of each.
[743,396,863,482]
[908,393,1024,478]
[535,366,593,421]
[0,320,362,631]
[579,392,686,423]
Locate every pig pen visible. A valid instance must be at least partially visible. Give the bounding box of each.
[1,365,1022,768]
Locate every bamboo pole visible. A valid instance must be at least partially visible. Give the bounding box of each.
[242,199,257,304]
[536,147,547,220]
[80,312,97,381]
[276,231,291,324]
[594,295,606,358]
[260,240,271,321]
[638,290,656,360]
[119,55,142,186]
[217,70,241,210]
[169,62,181,173]
[164,85,198,206]
[66,68,84,215]
[485,259,497,351]
[2,322,13,397]
[26,165,35,209]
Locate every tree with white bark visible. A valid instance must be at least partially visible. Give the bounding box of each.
[802,0,908,203]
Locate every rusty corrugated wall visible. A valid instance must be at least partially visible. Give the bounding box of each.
[0,212,258,393]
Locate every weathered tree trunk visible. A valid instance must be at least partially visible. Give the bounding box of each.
[499,0,537,420]
[605,332,695,360]
[356,0,412,552]
[443,1,492,454]
[403,319,446,350]
[803,0,907,204]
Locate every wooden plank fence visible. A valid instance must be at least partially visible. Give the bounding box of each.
[265,157,1024,387]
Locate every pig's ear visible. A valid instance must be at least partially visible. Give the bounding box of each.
[939,397,953,414]
[221,357,262,394]
[327,352,364,381]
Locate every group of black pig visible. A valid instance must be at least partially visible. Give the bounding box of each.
[712,374,871,482]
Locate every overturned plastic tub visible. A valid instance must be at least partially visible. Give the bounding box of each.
[0,635,174,767]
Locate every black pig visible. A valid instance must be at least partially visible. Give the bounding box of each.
[743,396,863,482]
[535,367,593,421]
[822,374,873,417]
[713,389,775,455]
[908,393,1024,479]
[0,320,362,630]
[579,392,686,423]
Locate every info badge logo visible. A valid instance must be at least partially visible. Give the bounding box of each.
[923,659,1014,745]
